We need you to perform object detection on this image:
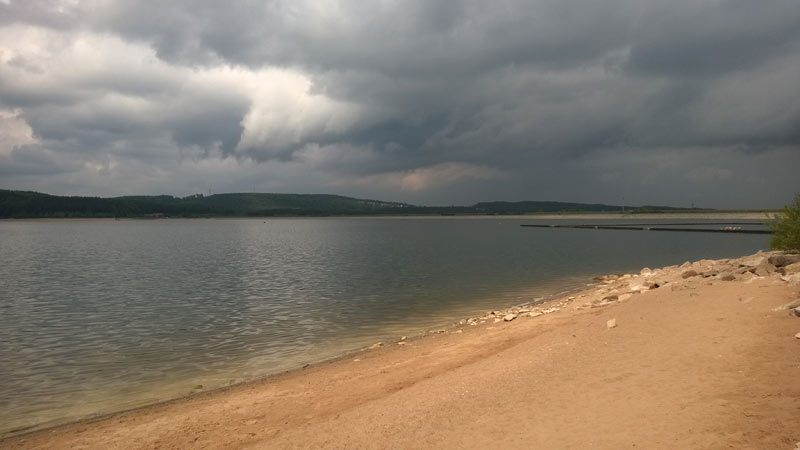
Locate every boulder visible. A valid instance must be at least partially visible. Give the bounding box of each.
[628,280,659,292]
[752,262,777,277]
[737,254,765,267]
[782,262,800,276]
[681,270,699,279]
[783,274,800,286]
[503,313,517,322]
[717,273,736,281]
[768,254,800,268]
[736,272,757,282]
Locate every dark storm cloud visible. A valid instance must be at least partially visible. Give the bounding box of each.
[1,0,799,207]
[81,0,638,72]
[627,0,800,76]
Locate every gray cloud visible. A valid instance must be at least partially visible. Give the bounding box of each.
[0,0,798,208]
[627,0,800,76]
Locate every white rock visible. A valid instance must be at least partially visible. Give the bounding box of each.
[606,318,618,329]
[503,313,517,322]
[783,262,800,276]
[737,255,765,267]
[774,299,800,311]
[795,332,800,339]
[782,273,800,286]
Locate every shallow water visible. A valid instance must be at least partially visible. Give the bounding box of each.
[0,217,769,435]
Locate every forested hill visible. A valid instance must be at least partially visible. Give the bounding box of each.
[471,201,683,213]
[0,189,693,218]
[0,190,411,218]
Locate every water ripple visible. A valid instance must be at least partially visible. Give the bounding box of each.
[0,217,768,436]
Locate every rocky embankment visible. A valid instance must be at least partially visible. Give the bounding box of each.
[440,250,800,333]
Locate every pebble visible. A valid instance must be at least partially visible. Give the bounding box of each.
[795,332,800,339]
[606,318,618,329]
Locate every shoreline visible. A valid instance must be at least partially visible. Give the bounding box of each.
[3,250,799,449]
[0,281,595,440]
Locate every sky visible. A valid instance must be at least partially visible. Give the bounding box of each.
[0,0,799,208]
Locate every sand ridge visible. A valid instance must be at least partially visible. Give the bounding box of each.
[3,251,800,450]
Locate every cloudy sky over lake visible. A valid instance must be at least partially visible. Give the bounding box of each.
[1,0,799,208]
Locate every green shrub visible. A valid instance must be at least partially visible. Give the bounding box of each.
[770,193,800,250]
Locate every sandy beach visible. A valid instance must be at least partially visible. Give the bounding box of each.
[3,251,799,450]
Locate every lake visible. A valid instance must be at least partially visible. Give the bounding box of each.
[0,217,770,436]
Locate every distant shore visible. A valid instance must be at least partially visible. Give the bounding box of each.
[0,211,775,221]
[4,250,798,449]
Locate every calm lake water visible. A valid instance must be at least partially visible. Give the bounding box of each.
[0,217,770,436]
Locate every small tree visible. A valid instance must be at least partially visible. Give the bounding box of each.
[770,193,800,251]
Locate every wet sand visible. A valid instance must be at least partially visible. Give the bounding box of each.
[3,251,799,450]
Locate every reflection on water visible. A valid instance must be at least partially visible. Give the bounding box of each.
[0,217,768,435]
